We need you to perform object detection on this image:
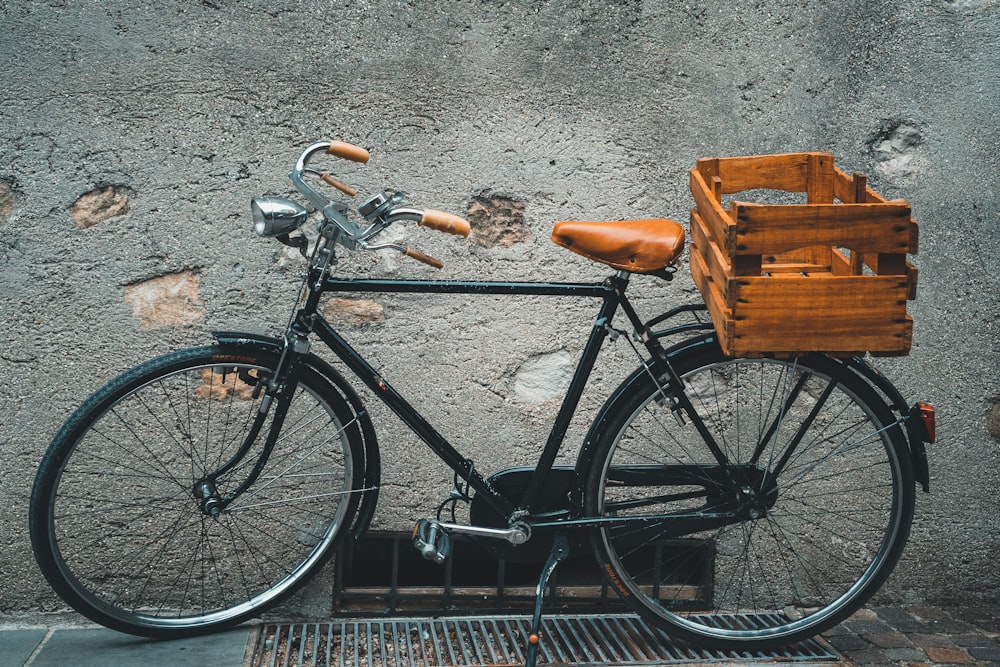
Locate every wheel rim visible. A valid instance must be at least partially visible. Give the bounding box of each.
[45,359,355,630]
[596,357,909,643]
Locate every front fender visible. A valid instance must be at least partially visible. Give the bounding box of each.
[211,331,381,543]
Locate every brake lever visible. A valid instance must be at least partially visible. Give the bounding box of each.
[361,240,444,269]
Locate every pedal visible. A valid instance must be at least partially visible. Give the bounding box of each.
[412,518,451,564]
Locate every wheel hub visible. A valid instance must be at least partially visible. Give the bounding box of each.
[193,479,223,517]
[730,467,777,520]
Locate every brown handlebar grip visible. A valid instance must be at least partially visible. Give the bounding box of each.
[419,209,471,237]
[320,172,357,197]
[403,248,445,269]
[327,140,370,164]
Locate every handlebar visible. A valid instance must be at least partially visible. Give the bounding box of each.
[285,140,472,269]
[420,209,471,237]
[327,140,370,164]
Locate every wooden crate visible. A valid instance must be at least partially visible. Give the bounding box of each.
[689,152,918,357]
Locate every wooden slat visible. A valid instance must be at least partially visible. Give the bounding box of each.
[728,273,912,355]
[730,317,912,357]
[698,152,831,194]
[689,170,734,251]
[865,256,920,293]
[732,202,914,255]
[732,274,911,319]
[692,211,746,308]
[830,247,854,276]
[807,153,834,204]
[761,262,830,274]
[906,261,919,300]
[833,167,858,203]
[691,212,732,284]
[696,157,721,182]
[689,239,736,355]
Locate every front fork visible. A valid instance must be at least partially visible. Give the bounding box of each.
[193,328,311,517]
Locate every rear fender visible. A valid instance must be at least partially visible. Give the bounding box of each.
[211,331,381,542]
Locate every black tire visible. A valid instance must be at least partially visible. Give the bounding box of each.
[584,347,915,649]
[30,345,364,637]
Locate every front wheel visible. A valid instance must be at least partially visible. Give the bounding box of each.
[584,347,915,649]
[29,345,365,637]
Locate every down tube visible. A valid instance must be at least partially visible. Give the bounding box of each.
[311,317,517,518]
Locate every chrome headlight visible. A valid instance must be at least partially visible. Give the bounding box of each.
[251,196,308,237]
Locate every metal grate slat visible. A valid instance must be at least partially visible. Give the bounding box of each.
[248,613,845,667]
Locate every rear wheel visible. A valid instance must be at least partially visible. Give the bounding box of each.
[585,348,914,649]
[30,345,364,637]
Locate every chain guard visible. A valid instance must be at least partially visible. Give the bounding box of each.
[468,466,577,562]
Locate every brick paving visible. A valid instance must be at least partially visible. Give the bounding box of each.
[823,606,1000,666]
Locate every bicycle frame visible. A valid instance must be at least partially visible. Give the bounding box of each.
[244,268,726,529]
[314,273,632,519]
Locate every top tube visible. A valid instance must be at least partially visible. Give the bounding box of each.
[322,277,616,298]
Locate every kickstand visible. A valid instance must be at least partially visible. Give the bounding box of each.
[524,534,570,667]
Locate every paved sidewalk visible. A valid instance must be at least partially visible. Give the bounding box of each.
[825,606,1000,666]
[7,625,251,667]
[4,605,998,666]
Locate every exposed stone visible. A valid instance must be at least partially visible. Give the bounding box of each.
[323,297,385,324]
[192,367,258,401]
[0,180,13,222]
[870,120,926,179]
[71,184,131,229]
[124,271,205,328]
[513,350,572,404]
[466,194,530,248]
[987,397,1000,440]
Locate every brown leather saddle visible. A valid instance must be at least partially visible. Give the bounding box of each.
[551,218,685,276]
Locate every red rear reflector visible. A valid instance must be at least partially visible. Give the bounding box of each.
[915,402,936,443]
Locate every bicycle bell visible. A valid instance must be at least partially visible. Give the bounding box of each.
[359,190,404,222]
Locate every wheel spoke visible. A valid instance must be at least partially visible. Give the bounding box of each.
[588,352,912,649]
[31,347,360,636]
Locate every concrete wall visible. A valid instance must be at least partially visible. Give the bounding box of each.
[1,0,997,618]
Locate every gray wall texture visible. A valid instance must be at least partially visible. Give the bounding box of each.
[1,0,997,618]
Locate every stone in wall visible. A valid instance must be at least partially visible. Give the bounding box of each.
[124,271,205,328]
[71,184,132,229]
[988,397,1000,440]
[466,194,530,248]
[870,120,926,179]
[0,180,14,223]
[513,350,572,404]
[193,368,257,401]
[323,297,386,324]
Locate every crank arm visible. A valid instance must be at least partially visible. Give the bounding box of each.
[434,520,530,545]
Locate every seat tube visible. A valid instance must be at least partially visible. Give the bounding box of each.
[519,274,626,511]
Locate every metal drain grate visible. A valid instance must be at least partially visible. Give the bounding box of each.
[247,614,844,666]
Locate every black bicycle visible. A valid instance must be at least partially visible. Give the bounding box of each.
[29,141,935,658]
